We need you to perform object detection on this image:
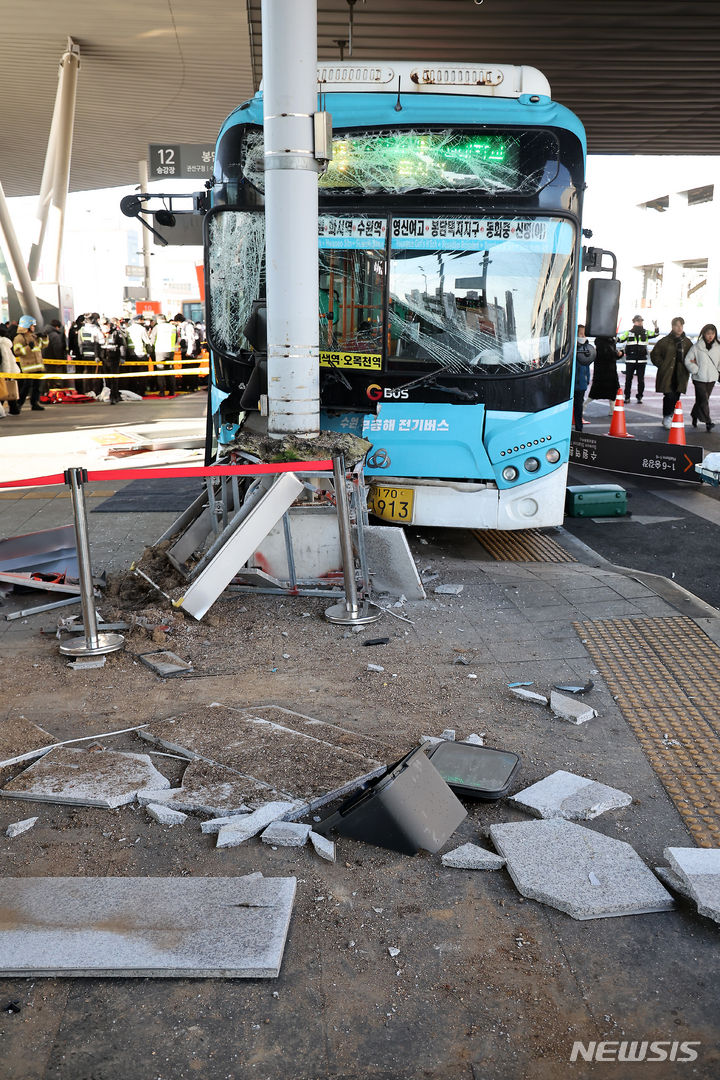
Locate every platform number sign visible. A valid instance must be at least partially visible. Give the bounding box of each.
[148,144,215,179]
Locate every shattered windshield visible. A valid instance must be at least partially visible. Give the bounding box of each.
[388,217,575,374]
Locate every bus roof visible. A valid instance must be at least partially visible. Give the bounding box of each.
[314,62,551,99]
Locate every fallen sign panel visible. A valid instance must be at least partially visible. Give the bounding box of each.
[569,431,702,484]
[0,875,296,978]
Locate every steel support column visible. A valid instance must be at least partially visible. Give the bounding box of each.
[0,181,43,325]
[27,39,80,283]
[261,0,320,438]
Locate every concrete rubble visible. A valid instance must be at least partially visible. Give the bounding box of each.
[441,843,506,870]
[6,816,38,838]
[510,687,549,705]
[490,820,674,920]
[216,801,302,849]
[146,803,188,826]
[550,690,597,725]
[309,831,336,863]
[664,847,720,925]
[0,747,170,809]
[654,866,694,900]
[511,770,632,821]
[0,874,297,978]
[261,821,312,847]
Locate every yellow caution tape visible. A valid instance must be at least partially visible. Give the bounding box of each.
[40,357,207,367]
[3,367,209,381]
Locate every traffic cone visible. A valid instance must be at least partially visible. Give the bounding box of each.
[668,400,686,445]
[608,390,632,437]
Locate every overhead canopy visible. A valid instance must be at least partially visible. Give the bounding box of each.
[4,0,720,198]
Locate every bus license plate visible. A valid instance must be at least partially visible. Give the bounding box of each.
[368,486,414,523]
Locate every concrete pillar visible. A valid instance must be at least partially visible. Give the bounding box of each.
[0,181,43,325]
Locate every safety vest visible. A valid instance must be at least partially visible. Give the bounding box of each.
[154,322,176,355]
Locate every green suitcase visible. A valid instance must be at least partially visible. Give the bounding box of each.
[565,484,627,517]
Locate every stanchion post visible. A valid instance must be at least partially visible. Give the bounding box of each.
[325,453,381,626]
[59,468,125,657]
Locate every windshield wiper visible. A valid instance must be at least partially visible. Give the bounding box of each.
[394,367,478,402]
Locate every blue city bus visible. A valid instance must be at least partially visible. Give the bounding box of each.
[204,61,597,529]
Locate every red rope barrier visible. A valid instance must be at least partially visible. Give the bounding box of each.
[0,460,335,491]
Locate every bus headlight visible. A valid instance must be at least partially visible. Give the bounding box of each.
[524,457,540,473]
[545,448,561,464]
[502,465,519,482]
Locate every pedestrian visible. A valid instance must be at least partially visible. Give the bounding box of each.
[12,315,46,411]
[573,324,595,432]
[102,319,127,403]
[149,314,177,396]
[616,314,659,404]
[0,331,21,416]
[587,335,620,414]
[650,317,692,430]
[684,323,720,432]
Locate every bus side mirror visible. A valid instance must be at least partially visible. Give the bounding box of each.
[585,277,621,338]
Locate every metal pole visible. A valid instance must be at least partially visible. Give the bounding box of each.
[138,158,152,300]
[59,468,124,657]
[262,0,320,438]
[50,45,81,283]
[0,181,43,325]
[325,453,381,625]
[27,67,62,281]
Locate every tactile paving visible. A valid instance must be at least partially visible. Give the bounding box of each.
[473,528,576,563]
[576,616,720,847]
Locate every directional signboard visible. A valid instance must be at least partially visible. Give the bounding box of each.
[569,432,702,484]
[148,144,215,179]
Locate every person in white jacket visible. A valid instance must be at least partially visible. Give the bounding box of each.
[684,323,720,431]
[0,332,21,416]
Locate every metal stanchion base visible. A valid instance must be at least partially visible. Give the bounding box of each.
[59,632,125,657]
[324,601,383,626]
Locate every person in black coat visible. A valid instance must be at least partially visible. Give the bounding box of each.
[588,336,621,413]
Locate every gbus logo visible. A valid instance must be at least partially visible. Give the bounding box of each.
[570,1041,700,1063]
[366,383,409,401]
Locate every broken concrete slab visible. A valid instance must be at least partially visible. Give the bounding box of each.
[510,687,549,705]
[654,866,694,900]
[216,801,302,849]
[146,803,187,826]
[309,831,336,863]
[434,584,463,595]
[0,747,170,810]
[200,816,233,834]
[664,847,720,925]
[550,690,597,725]
[490,820,674,920]
[261,821,311,847]
[511,770,632,821]
[441,843,505,870]
[136,760,258,816]
[0,876,296,978]
[139,706,386,813]
[6,817,38,838]
[363,524,426,600]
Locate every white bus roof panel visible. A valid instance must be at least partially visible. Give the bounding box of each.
[315,62,551,99]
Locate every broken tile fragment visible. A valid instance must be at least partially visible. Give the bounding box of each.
[441,843,505,870]
[664,847,720,925]
[310,831,336,863]
[201,817,233,835]
[550,691,597,725]
[434,584,463,595]
[0,748,170,810]
[5,817,38,838]
[490,820,674,920]
[146,803,187,826]
[511,770,632,821]
[261,821,311,847]
[216,802,301,849]
[440,729,456,742]
[510,687,549,705]
[136,760,258,815]
[464,734,485,746]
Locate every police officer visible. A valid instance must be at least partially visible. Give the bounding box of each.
[617,315,659,404]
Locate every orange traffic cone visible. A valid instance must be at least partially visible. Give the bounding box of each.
[608,390,632,437]
[667,400,686,445]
